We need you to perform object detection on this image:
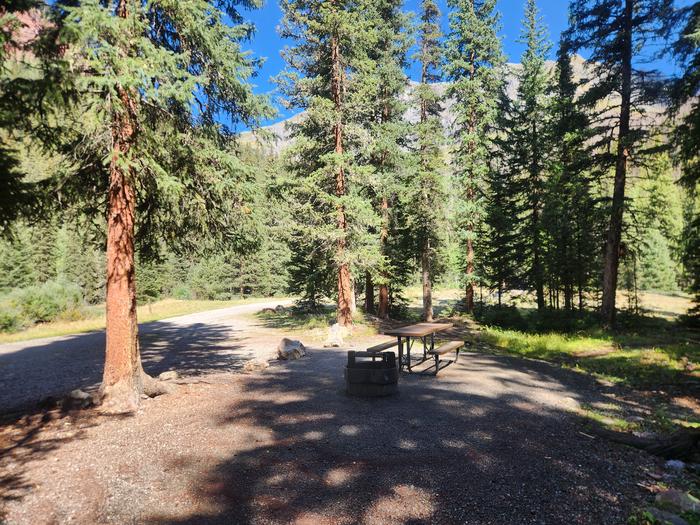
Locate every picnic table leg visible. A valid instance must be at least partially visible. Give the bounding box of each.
[397,337,403,371]
[406,337,412,374]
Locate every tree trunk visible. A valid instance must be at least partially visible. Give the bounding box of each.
[465,235,475,313]
[99,0,146,412]
[378,284,389,319]
[463,46,477,314]
[331,31,353,327]
[378,196,390,320]
[364,271,374,314]
[601,0,632,328]
[419,45,433,324]
[421,243,433,322]
[533,237,544,309]
[101,103,144,411]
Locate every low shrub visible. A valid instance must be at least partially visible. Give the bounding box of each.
[475,305,529,331]
[0,302,27,332]
[0,281,85,332]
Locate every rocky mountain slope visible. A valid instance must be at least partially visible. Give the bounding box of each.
[240,55,668,155]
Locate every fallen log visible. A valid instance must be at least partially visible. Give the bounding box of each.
[591,426,700,461]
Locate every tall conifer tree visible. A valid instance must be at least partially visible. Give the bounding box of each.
[44,0,269,410]
[544,41,601,311]
[410,0,445,321]
[671,1,700,318]
[278,0,374,326]
[566,0,673,326]
[356,0,411,319]
[499,0,552,310]
[445,0,505,313]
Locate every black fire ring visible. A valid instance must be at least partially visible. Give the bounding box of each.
[344,351,399,397]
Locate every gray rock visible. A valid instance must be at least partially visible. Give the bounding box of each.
[277,338,306,360]
[243,358,270,373]
[275,305,286,313]
[158,370,179,381]
[647,508,689,525]
[324,323,348,348]
[63,389,94,409]
[665,459,686,472]
[69,389,90,401]
[656,489,700,513]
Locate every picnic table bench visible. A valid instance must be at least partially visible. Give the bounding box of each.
[376,323,463,375]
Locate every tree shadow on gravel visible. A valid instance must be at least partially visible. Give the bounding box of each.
[148,349,657,525]
[0,320,247,417]
[0,317,256,516]
[0,407,130,518]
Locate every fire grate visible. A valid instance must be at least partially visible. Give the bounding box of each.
[344,351,399,397]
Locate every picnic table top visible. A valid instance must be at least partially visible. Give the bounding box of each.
[383,323,454,338]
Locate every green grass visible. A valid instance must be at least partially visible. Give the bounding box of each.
[483,326,699,388]
[480,326,699,390]
[0,297,284,344]
[579,403,638,432]
[254,305,378,342]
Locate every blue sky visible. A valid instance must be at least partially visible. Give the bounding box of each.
[239,0,684,126]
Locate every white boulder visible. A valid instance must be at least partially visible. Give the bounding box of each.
[277,338,307,360]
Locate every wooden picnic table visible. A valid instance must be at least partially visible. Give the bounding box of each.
[383,323,453,373]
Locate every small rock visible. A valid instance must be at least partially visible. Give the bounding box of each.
[277,338,306,360]
[656,489,700,513]
[243,359,270,373]
[324,323,348,348]
[647,507,689,525]
[69,389,90,401]
[63,389,93,409]
[158,370,179,381]
[665,459,686,472]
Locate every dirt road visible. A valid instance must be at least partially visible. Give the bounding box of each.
[0,300,292,414]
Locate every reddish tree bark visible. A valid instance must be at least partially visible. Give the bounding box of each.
[100,82,144,411]
[364,271,375,314]
[378,196,390,320]
[422,246,433,322]
[331,31,353,327]
[601,0,633,328]
[99,0,151,411]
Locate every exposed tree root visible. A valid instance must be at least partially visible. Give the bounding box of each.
[141,373,177,398]
[97,372,176,413]
[592,426,700,461]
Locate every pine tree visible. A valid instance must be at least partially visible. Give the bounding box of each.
[543,40,601,311]
[0,2,42,230]
[483,145,519,305]
[0,225,35,290]
[354,0,411,319]
[445,0,505,313]
[671,2,700,317]
[494,0,552,310]
[43,0,270,410]
[408,0,446,321]
[278,0,376,325]
[566,0,674,326]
